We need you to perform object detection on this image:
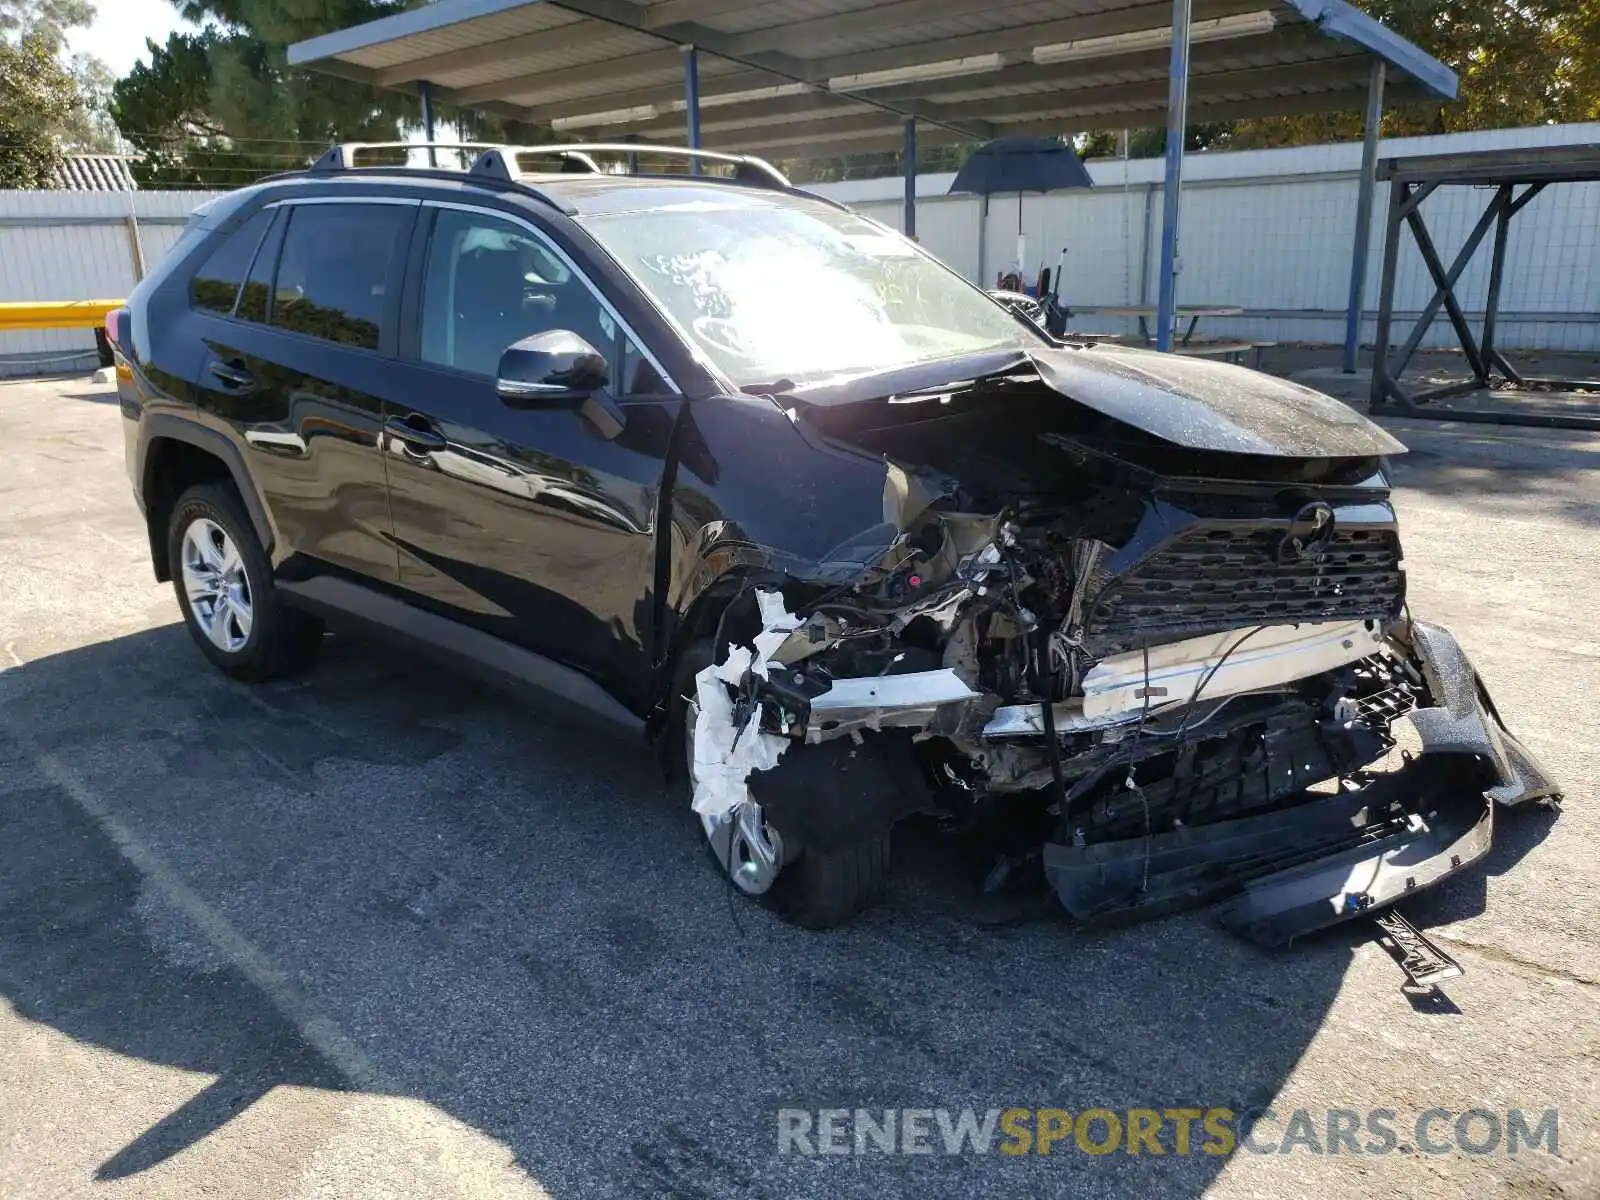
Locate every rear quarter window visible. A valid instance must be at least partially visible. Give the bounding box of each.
[188,209,273,315]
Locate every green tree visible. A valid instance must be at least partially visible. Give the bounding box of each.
[109,0,546,188]
[1061,1,1599,159]
[64,49,118,149]
[1216,1,1600,148]
[1,0,116,162]
[0,32,87,185]
[0,0,93,50]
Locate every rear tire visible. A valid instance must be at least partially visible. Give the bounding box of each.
[167,483,322,681]
[671,637,890,929]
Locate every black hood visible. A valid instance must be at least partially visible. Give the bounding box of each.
[788,343,1406,461]
[1027,344,1406,458]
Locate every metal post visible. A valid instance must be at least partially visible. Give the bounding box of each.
[418,80,436,167]
[683,45,701,174]
[1154,0,1192,353]
[903,118,917,238]
[1369,180,1407,409]
[1481,185,1513,375]
[978,194,989,285]
[1138,183,1155,305]
[1341,60,1386,373]
[124,208,146,283]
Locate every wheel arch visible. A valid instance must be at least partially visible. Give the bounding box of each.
[139,417,275,581]
[648,566,770,740]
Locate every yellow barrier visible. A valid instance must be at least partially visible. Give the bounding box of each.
[0,299,125,333]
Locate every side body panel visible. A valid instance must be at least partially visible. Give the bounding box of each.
[381,361,681,711]
[189,312,407,583]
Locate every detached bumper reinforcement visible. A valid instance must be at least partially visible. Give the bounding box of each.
[1041,756,1493,945]
[1040,618,1559,947]
[1214,768,1492,944]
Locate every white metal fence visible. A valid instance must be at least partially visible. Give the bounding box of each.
[2,122,1596,375]
[815,121,1600,352]
[0,191,212,375]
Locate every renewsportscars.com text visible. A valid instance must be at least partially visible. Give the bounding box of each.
[776,1106,1559,1158]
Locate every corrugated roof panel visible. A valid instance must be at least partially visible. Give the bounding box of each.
[428,31,662,89]
[506,66,690,107]
[52,155,139,191]
[344,5,582,70]
[784,4,1103,60]
[288,0,1458,132]
[504,54,751,108]
[917,37,1353,105]
[701,0,886,37]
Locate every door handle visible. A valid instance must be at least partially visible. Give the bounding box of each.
[384,415,448,453]
[208,360,254,390]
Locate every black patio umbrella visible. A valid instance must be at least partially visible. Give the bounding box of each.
[948,136,1093,299]
[948,135,1094,197]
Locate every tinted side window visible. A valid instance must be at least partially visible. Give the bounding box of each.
[418,207,659,391]
[189,209,271,315]
[269,204,411,351]
[236,209,286,325]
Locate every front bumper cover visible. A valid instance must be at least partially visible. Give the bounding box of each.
[1040,619,1561,945]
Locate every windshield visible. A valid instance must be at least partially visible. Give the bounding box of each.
[580,195,1042,389]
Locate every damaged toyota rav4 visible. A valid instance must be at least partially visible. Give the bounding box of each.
[113,146,1559,943]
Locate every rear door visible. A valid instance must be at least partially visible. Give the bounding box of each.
[189,196,418,583]
[380,201,683,709]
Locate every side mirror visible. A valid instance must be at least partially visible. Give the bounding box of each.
[496,330,609,401]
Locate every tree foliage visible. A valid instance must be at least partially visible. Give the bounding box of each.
[0,0,93,51]
[1227,0,1600,148]
[111,0,421,188]
[0,32,85,186]
[109,0,546,188]
[0,0,115,170]
[1079,0,1600,159]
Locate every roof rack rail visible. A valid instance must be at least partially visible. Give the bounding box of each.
[468,144,791,190]
[310,141,601,172]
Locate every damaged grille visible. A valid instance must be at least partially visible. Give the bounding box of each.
[1081,523,1404,654]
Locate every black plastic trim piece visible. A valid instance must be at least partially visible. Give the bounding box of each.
[139,414,277,555]
[276,575,645,733]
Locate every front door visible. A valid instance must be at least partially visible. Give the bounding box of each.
[380,203,682,710]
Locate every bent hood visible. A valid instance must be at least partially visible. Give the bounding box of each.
[1025,344,1406,458]
[789,343,1405,461]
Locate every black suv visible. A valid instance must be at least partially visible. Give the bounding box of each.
[113,143,1557,937]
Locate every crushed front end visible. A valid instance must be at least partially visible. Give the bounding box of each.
[687,352,1561,942]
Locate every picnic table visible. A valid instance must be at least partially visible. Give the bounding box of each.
[1066,304,1243,346]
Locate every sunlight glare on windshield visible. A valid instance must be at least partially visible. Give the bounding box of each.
[583,197,1039,388]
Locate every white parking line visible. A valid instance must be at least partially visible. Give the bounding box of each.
[16,731,389,1091]
[7,726,551,1197]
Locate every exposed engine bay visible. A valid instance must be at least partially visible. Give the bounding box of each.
[684,355,1562,944]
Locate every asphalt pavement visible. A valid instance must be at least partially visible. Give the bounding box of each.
[1,374,1596,1198]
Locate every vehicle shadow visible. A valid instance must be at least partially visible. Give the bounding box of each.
[0,624,1552,1198]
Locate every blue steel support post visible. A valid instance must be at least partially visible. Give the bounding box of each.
[903,118,917,238]
[1154,0,1192,353]
[419,80,436,167]
[684,45,701,174]
[1342,60,1386,373]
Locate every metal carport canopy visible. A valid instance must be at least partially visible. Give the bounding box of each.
[288,0,1456,355]
[287,0,1456,155]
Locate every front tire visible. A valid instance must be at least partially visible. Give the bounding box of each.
[167,483,321,681]
[671,637,890,928]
